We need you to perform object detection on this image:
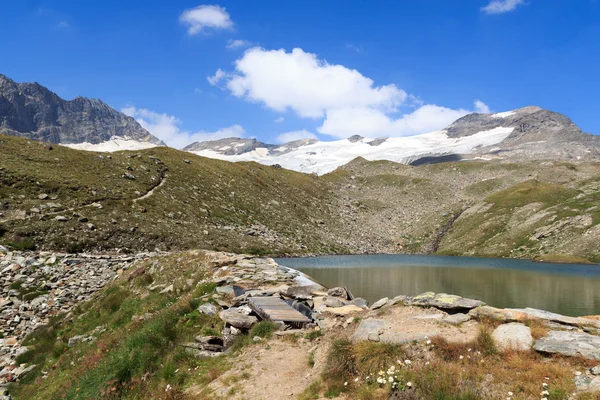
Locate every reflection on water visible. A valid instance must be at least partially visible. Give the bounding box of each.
[275,254,600,317]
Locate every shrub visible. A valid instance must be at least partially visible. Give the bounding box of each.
[249,321,277,339]
[304,330,322,341]
[324,340,356,379]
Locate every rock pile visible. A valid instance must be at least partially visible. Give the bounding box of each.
[0,249,151,385]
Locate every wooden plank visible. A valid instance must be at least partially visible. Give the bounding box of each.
[248,296,311,328]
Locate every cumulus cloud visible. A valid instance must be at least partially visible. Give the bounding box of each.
[122,107,244,148]
[226,39,252,49]
[209,47,406,118]
[210,47,490,139]
[481,0,525,15]
[273,117,285,123]
[318,102,487,138]
[474,99,491,113]
[179,4,233,35]
[275,130,317,144]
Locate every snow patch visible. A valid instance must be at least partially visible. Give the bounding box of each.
[189,127,514,175]
[64,137,158,152]
[492,111,516,119]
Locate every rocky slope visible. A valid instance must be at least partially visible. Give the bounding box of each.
[0,74,163,146]
[5,250,600,399]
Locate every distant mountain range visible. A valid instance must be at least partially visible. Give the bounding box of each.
[186,106,600,174]
[1,73,599,173]
[0,74,163,148]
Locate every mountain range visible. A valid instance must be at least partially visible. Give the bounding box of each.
[1,73,599,174]
[0,74,163,149]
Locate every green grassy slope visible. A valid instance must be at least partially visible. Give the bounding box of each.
[0,134,343,255]
[2,134,600,261]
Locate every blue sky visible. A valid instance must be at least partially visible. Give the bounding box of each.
[1,0,599,147]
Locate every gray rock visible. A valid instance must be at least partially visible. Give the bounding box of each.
[54,216,68,222]
[534,331,600,360]
[575,374,600,393]
[284,285,320,300]
[351,319,389,342]
[351,298,369,308]
[216,286,234,296]
[591,366,600,376]
[219,308,258,329]
[159,284,173,294]
[371,297,389,310]
[442,313,471,326]
[327,287,348,299]
[198,303,220,316]
[408,292,484,310]
[325,297,347,308]
[68,335,85,347]
[492,323,533,351]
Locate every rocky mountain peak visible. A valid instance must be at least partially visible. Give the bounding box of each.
[0,73,164,146]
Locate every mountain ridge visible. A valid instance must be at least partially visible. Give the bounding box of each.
[0,74,164,146]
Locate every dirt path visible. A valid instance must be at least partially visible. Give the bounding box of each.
[133,173,168,202]
[186,337,329,400]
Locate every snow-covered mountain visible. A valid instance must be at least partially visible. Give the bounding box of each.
[186,106,600,174]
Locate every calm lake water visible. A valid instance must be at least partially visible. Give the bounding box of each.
[275,254,600,317]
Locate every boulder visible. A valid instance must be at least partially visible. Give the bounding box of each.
[534,331,600,360]
[219,308,258,329]
[408,292,484,310]
[327,287,348,299]
[491,323,533,351]
[469,306,526,322]
[68,335,85,347]
[351,319,388,342]
[351,298,369,308]
[323,305,363,316]
[325,297,347,308]
[507,307,600,329]
[198,302,220,316]
[284,285,320,300]
[442,313,471,326]
[371,297,389,310]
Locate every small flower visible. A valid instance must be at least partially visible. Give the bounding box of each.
[426,340,432,345]
[459,355,464,360]
[404,359,412,365]
[344,381,348,386]
[508,392,513,396]
[542,398,548,400]
[545,377,550,380]
[379,370,385,375]
[354,377,359,382]
[407,381,412,388]
[541,390,549,395]
[388,376,394,383]
[542,382,548,387]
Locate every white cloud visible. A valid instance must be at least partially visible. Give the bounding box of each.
[207,68,226,86]
[274,117,285,123]
[122,107,244,148]
[211,46,490,139]
[481,0,525,15]
[210,47,406,118]
[474,99,491,113]
[179,4,233,35]
[275,130,317,144]
[226,39,252,49]
[318,101,490,138]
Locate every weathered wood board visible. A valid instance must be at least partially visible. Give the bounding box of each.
[248,297,311,328]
